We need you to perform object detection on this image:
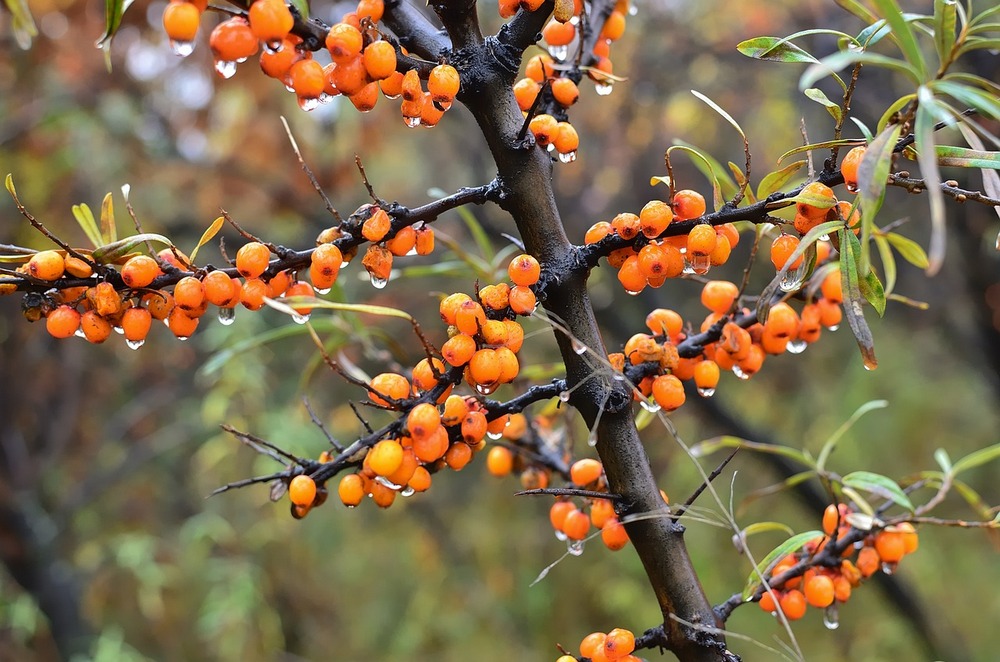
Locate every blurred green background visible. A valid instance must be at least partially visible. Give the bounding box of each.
[1,1,998,661]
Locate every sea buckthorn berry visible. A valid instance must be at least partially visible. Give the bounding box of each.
[804,574,835,608]
[27,250,65,281]
[764,302,799,339]
[408,465,432,492]
[693,360,720,392]
[266,269,292,298]
[874,530,905,563]
[260,34,302,79]
[289,474,317,507]
[570,458,603,486]
[428,64,460,103]
[604,628,636,659]
[368,439,404,477]
[601,9,626,40]
[646,308,683,340]
[413,225,434,254]
[332,54,370,96]
[818,269,843,304]
[486,446,513,477]
[542,19,575,46]
[413,426,449,462]
[87,282,120,318]
[611,212,641,240]
[486,414,509,439]
[585,220,612,245]
[469,348,502,386]
[461,410,488,444]
[590,498,615,529]
[412,357,446,391]
[637,242,677,280]
[770,234,802,270]
[832,200,861,234]
[442,333,476,367]
[289,58,326,99]
[709,233,732,266]
[173,276,205,312]
[833,576,852,603]
[841,145,866,193]
[236,277,264,310]
[362,40,396,81]
[283,281,315,315]
[444,442,473,470]
[338,474,364,506]
[400,68,423,102]
[480,319,509,347]
[717,222,740,249]
[687,224,717,257]
[798,303,822,343]
[249,0,293,43]
[508,285,536,315]
[701,280,739,314]
[455,299,487,336]
[525,54,555,82]
[817,297,843,329]
[144,291,174,320]
[624,332,661,365]
[640,199,674,238]
[779,589,807,620]
[362,208,392,242]
[497,0,519,18]
[210,17,258,64]
[553,122,579,156]
[758,590,778,613]
[168,308,199,338]
[513,77,540,111]
[387,448,418,486]
[673,189,706,220]
[501,320,523,352]
[496,346,520,384]
[407,402,441,442]
[616,255,646,295]
[121,255,160,288]
[822,503,844,536]
[439,292,472,325]
[898,522,919,555]
[857,546,880,577]
[442,394,471,425]
[369,480,396,508]
[606,246,635,269]
[163,0,201,44]
[384,225,416,257]
[379,69,404,99]
[478,283,510,312]
[796,181,836,221]
[326,22,363,63]
[235,242,270,279]
[121,306,152,343]
[356,0,384,21]
[46,305,81,339]
[551,77,579,106]
[549,500,574,530]
[562,508,590,541]
[369,373,411,407]
[529,114,558,147]
[652,374,685,411]
[361,244,393,284]
[580,632,607,659]
[508,254,541,287]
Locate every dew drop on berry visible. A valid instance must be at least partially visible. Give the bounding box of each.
[823,605,840,630]
[369,275,388,289]
[170,40,195,57]
[732,365,750,381]
[126,338,145,350]
[639,399,660,412]
[548,44,568,60]
[404,116,421,128]
[214,59,238,79]
[697,386,716,397]
[779,263,808,292]
[292,312,310,324]
[263,39,283,55]
[554,529,567,542]
[557,150,577,163]
[298,96,321,112]
[113,325,124,335]
[486,430,503,440]
[74,328,86,338]
[218,307,236,325]
[827,324,839,332]
[375,475,402,490]
[595,81,613,96]
[786,339,808,354]
[567,539,585,556]
[314,286,331,295]
[400,486,415,497]
[687,253,711,275]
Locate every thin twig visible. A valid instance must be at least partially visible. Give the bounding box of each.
[515,487,623,500]
[280,116,342,222]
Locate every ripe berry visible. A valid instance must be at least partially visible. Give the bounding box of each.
[240,277,268,311]
[167,308,199,338]
[562,508,590,540]
[804,574,835,608]
[122,255,161,288]
[551,77,579,106]
[414,226,435,254]
[652,374,685,411]
[645,308,683,340]
[412,357,447,392]
[332,55,370,96]
[369,372,411,407]
[202,271,238,307]
[701,280,739,314]
[779,589,807,620]
[508,254,541,287]
[121,306,152,343]
[525,54,555,82]
[758,590,778,613]
[486,446,513,477]
[27,250,65,281]
[874,530,905,563]
[770,234,802,270]
[513,77,540,111]
[236,242,270,279]
[363,40,397,81]
[693,360,720,392]
[454,299,487,336]
[686,224,717,257]
[553,122,579,156]
[600,9,626,40]
[368,439,404,477]
[259,34,303,79]
[361,244,393,284]
[46,305,81,339]
[289,58,326,99]
[640,199,673,238]
[210,17,259,64]
[570,458,602,486]
[673,189,706,220]
[542,19,575,46]
[326,22,363,63]
[248,0,294,43]
[580,632,607,659]
[289,474,317,507]
[310,243,343,290]
[338,474,365,506]
[856,546,880,577]
[406,402,441,442]
[173,276,205,312]
[502,319,524,352]
[442,333,476,367]
[508,286,536,315]
[604,628,636,659]
[385,226,416,256]
[469,348,502,386]
[428,64,460,103]
[529,114,558,147]
[362,208,392,242]
[840,146,866,193]
[461,410,488,444]
[585,220,612,245]
[444,441,473,471]
[163,1,201,43]
[796,181,836,221]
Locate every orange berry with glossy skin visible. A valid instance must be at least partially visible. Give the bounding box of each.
[289,58,326,99]
[604,628,636,659]
[385,225,416,256]
[508,285,536,314]
[529,114,558,147]
[363,208,392,242]
[442,333,476,367]
[369,373,411,407]
[240,277,267,310]
[709,233,732,266]
[687,224,717,257]
[590,498,615,529]
[249,0,294,43]
[486,446,514,476]
[494,347,520,383]
[652,374,685,411]
[380,70,404,98]
[455,300,487,336]
[370,480,397,508]
[779,589,807,620]
[580,632,607,658]
[362,40,396,81]
[46,305,81,338]
[27,250,65,281]
[428,64,460,103]
[549,500,574,530]
[408,465,432,492]
[439,292,472,325]
[585,220,612,245]
[617,255,646,294]
[562,508,590,540]
[796,181,836,221]
[513,77,540,111]
[502,319,524,352]
[770,234,803,270]
[167,308,199,338]
[356,0,384,21]
[717,222,740,249]
[236,242,270,279]
[898,522,919,555]
[804,574,835,608]
[701,280,739,314]
[601,9,626,40]
[759,590,778,613]
[857,545,880,577]
[332,54,370,96]
[508,254,541,286]
[283,281,315,315]
[822,504,844,536]
[412,357,446,391]
[478,284,510,312]
[289,474,317,506]
[461,410,488,444]
[407,402,441,442]
[163,1,201,43]
[445,441,473,470]
[310,243,343,290]
[525,54,555,82]
[570,458,603,486]
[469,348,502,386]
[551,77,579,106]
[816,298,842,329]
[646,308,683,340]
[173,276,205,311]
[326,22,363,63]
[820,268,843,303]
[144,291,174,320]
[414,226,434,255]
[640,199,674,238]
[368,439,404,477]
[121,306,152,343]
[121,255,160,288]
[260,34,302,79]
[542,19,575,45]
[553,122,579,155]
[611,212,641,240]
[693,360,720,392]
[601,517,629,551]
[841,146,866,192]
[833,576,852,603]
[874,530,906,563]
[673,189,706,220]
[210,17,259,63]
[338,474,365,506]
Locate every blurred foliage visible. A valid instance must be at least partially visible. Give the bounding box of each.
[1,1,998,661]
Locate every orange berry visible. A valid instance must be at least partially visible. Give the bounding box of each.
[414,226,434,255]
[673,189,706,220]
[822,504,844,536]
[562,508,590,540]
[249,0,294,43]
[717,222,740,249]
[874,530,905,563]
[442,394,471,425]
[338,474,365,506]
[542,19,575,46]
[461,410,488,444]
[553,122,579,155]
[508,254,541,287]
[508,285,536,315]
[529,114,558,147]
[513,77,540,111]
[585,220,612,245]
[163,0,201,43]
[407,402,441,442]
[289,474,317,506]
[332,54,370,96]
[770,234,802,270]
[356,0,384,21]
[645,308,683,340]
[259,34,303,79]
[326,22,363,63]
[804,574,835,608]
[549,500,575,530]
[363,208,392,242]
[502,319,524,352]
[173,276,205,312]
[701,280,739,314]
[385,225,416,256]
[46,305,81,339]
[600,9,626,40]
[121,306,152,343]
[167,308,199,338]
[210,17,259,64]
[143,291,174,320]
[442,333,476,367]
[469,348,502,386]
[551,77,579,106]
[820,268,843,303]
[570,458,603,486]
[494,346,520,383]
[368,439,404,477]
[616,255,646,294]
[412,357,447,391]
[840,146,866,193]
[408,465,432,492]
[445,441,473,470]
[857,545,880,577]
[832,200,861,234]
[796,181,836,221]
[413,426,449,462]
[601,518,630,550]
[478,284,511,312]
[898,522,919,555]
[640,199,674,238]
[709,233,732,266]
[590,498,615,528]
[611,212,640,240]
[686,224,717,257]
[486,446,514,477]
[428,64,460,103]
[759,590,778,613]
[362,40,397,82]
[779,589,807,620]
[240,277,268,311]
[369,372,411,407]
[235,242,270,279]
[27,250,65,281]
[693,360,720,392]
[289,58,326,99]
[380,70,404,98]
[454,299,487,336]
[369,480,397,508]
[604,628,636,659]
[652,374,685,411]
[283,281,315,315]
[833,576,852,603]
[525,54,555,82]
[361,244,393,284]
[121,254,161,288]
[580,632,607,658]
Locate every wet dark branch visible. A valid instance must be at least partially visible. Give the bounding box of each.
[383,0,452,61]
[429,0,484,50]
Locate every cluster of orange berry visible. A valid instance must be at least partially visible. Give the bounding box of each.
[758,503,919,624]
[586,189,740,293]
[558,627,639,662]
[161,0,462,122]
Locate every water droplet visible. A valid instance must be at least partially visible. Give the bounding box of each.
[401,486,415,497]
[319,92,335,105]
[625,289,641,296]
[217,307,236,325]
[121,184,130,201]
[405,246,418,256]
[688,253,711,275]
[571,338,587,355]
[558,390,571,402]
[298,96,320,112]
[74,328,86,338]
[436,99,453,112]
[628,3,638,15]
[827,324,839,331]
[214,59,237,79]
[176,336,189,342]
[346,504,356,509]
[263,39,283,55]
[595,81,613,96]
[314,286,331,295]
[881,561,895,575]
[569,16,580,25]
[170,40,195,57]
[284,84,295,93]
[786,339,808,354]
[476,382,499,396]
[370,274,388,289]
[554,530,567,542]
[823,605,840,630]
[639,399,661,412]
[819,234,830,242]
[292,312,310,325]
[697,386,716,397]
[486,430,503,440]
[779,261,808,292]
[587,430,598,447]
[548,44,569,60]
[162,318,171,328]
[567,539,585,556]
[383,91,401,100]
[375,476,402,490]
[403,116,421,128]
[732,365,750,381]
[863,356,878,371]
[546,143,556,153]
[846,183,859,193]
[126,338,145,350]
[113,325,124,335]
[557,150,577,163]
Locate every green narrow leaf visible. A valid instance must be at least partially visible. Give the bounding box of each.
[736,36,820,63]
[933,448,952,474]
[91,233,172,263]
[188,216,226,264]
[777,139,861,164]
[841,487,874,516]
[99,192,117,245]
[872,0,928,80]
[839,228,878,369]
[859,261,887,316]
[692,91,746,141]
[5,173,17,198]
[742,530,824,600]
[836,0,879,24]
[877,94,917,135]
[931,80,1000,121]
[934,0,958,67]
[915,89,946,275]
[3,0,38,49]
[95,0,133,47]
[72,204,105,249]
[264,296,416,322]
[884,231,930,268]
[951,442,1000,476]
[804,88,843,123]
[851,117,875,142]
[740,521,797,539]
[756,160,806,199]
[691,436,817,469]
[667,144,729,211]
[800,50,919,92]
[873,234,897,295]
[841,471,914,511]
[857,123,903,273]
[934,146,1000,168]
[815,400,889,471]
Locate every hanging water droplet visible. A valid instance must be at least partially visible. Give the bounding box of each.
[697,386,716,397]
[558,390,571,402]
[823,605,840,630]
[628,2,638,15]
[554,529,567,542]
[567,539,585,556]
[819,234,830,242]
[571,338,587,355]
[375,476,402,490]
[284,84,295,93]
[74,328,86,338]
[319,92,335,105]
[126,338,145,350]
[546,143,556,153]
[863,356,878,371]
[569,15,580,25]
[383,91,401,100]
[403,116,421,128]
[827,324,839,332]
[476,382,499,396]
[486,430,503,440]
[214,59,238,79]
[779,261,808,292]
[292,312,310,325]
[406,246,418,256]
[162,318,171,328]
[346,504,356,509]
[548,44,569,60]
[786,339,808,354]
[625,288,642,296]
[217,307,236,325]
[557,150,577,163]
[113,325,124,335]
[400,486,415,497]
[881,561,895,575]
[176,335,190,342]
[298,96,320,112]
[314,286,331,295]
[263,39,283,55]
[587,430,598,447]
[688,253,711,275]
[595,81,613,96]
[370,274,388,289]
[436,99,453,112]
[845,182,859,194]
[639,399,661,413]
[121,183,130,201]
[732,365,750,381]
[170,40,195,57]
